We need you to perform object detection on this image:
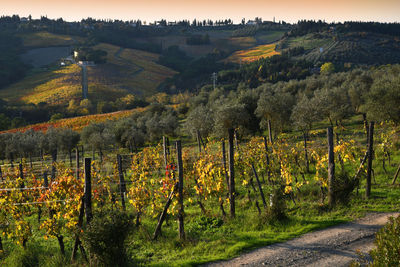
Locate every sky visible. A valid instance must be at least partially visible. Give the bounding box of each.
[2,0,400,24]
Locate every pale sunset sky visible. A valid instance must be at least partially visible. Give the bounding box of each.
[2,0,400,23]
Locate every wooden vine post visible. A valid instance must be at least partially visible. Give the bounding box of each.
[366,122,374,198]
[75,147,80,180]
[268,120,273,145]
[392,163,400,185]
[117,154,126,211]
[163,136,168,169]
[228,128,235,218]
[84,158,92,223]
[263,136,271,183]
[303,132,309,173]
[221,141,230,191]
[176,140,185,239]
[51,149,57,181]
[19,163,24,189]
[251,164,267,208]
[327,127,335,206]
[196,130,202,153]
[71,197,87,262]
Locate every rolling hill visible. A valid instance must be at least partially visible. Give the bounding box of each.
[0,41,177,107]
[87,43,177,101]
[0,64,82,106]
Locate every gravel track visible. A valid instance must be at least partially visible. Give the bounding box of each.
[205,212,398,267]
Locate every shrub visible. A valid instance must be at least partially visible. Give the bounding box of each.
[333,171,358,205]
[82,209,134,267]
[2,244,40,267]
[261,186,288,223]
[370,215,400,266]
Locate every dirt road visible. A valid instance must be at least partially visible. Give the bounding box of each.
[206,212,398,267]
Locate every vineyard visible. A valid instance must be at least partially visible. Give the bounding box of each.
[0,119,399,265]
[0,64,82,106]
[224,43,280,64]
[0,107,144,134]
[88,43,177,100]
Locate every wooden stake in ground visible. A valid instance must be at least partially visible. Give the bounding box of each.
[75,147,80,180]
[71,197,87,262]
[51,149,57,181]
[392,162,400,185]
[84,158,92,223]
[327,127,335,206]
[153,183,178,240]
[117,154,126,211]
[228,128,235,218]
[176,140,185,239]
[163,136,168,169]
[19,163,24,189]
[263,136,272,184]
[366,122,374,198]
[251,164,267,208]
[196,130,202,153]
[221,140,229,191]
[303,132,309,173]
[268,120,273,145]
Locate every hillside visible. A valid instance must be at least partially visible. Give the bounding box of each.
[224,43,280,64]
[280,31,400,65]
[0,64,82,106]
[0,42,177,107]
[87,43,177,100]
[0,107,144,133]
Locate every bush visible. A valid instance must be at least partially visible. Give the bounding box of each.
[261,186,288,223]
[333,171,358,205]
[3,244,40,267]
[186,216,224,239]
[370,215,400,266]
[82,209,134,267]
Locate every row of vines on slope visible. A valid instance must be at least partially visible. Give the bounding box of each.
[0,123,396,258]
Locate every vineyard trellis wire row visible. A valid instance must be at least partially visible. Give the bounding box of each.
[0,123,396,257]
